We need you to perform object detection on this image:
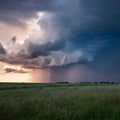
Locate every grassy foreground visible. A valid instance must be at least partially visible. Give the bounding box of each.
[0,83,120,120]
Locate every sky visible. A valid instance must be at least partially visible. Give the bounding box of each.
[0,0,120,83]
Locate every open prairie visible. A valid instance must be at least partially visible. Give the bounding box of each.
[0,83,120,120]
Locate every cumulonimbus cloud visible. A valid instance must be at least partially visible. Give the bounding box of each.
[0,0,120,73]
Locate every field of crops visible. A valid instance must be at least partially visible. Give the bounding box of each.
[0,83,120,120]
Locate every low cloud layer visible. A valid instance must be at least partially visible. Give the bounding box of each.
[4,68,28,73]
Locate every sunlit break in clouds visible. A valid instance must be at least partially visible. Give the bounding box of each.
[0,0,120,83]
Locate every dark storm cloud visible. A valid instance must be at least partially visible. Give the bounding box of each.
[0,43,6,54]
[0,0,54,11]
[0,0,57,26]
[27,39,65,58]
[93,38,120,73]
[0,0,120,55]
[35,0,120,57]
[0,0,120,82]
[0,0,120,33]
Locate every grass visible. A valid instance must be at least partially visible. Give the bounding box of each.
[0,83,120,120]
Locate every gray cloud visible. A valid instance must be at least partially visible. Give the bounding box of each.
[4,68,28,73]
[0,0,58,26]
[11,36,16,43]
[27,39,66,58]
[0,0,120,82]
[0,42,6,54]
[0,0,120,31]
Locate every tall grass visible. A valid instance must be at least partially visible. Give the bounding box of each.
[0,83,120,120]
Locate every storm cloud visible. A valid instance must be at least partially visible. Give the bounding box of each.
[0,0,120,31]
[27,39,66,58]
[0,0,120,82]
[0,43,6,54]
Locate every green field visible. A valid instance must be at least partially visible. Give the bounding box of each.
[0,83,120,120]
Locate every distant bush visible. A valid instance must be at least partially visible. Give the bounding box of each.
[79,82,91,84]
[58,81,69,84]
[98,82,115,84]
[94,82,98,84]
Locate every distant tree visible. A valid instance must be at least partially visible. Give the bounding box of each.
[94,82,98,84]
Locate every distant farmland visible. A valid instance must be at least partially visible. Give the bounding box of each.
[0,83,120,120]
